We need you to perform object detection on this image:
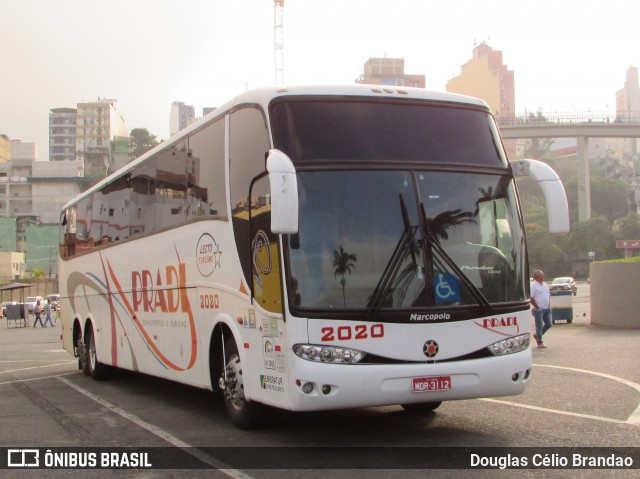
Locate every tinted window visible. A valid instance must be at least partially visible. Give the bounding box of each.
[270,99,505,166]
[129,160,156,237]
[188,119,227,218]
[229,107,272,287]
[155,140,188,230]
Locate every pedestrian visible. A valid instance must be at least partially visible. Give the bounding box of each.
[530,270,552,348]
[43,299,54,327]
[33,300,44,328]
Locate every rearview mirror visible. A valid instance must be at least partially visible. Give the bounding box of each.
[266,149,299,234]
[511,159,570,233]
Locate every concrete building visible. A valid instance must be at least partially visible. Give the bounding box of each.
[9,140,38,162]
[49,107,77,162]
[356,57,425,88]
[0,156,86,277]
[446,43,515,119]
[76,98,128,180]
[1,144,84,224]
[170,101,196,137]
[31,160,85,224]
[613,66,640,158]
[0,134,10,163]
[611,66,640,212]
[0,251,25,281]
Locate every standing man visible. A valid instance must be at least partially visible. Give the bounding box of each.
[43,299,54,327]
[530,270,552,348]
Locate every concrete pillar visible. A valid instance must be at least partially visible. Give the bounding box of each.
[577,136,591,222]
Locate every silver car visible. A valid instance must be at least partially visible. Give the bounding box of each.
[549,277,577,295]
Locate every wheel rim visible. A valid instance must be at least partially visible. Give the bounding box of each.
[89,333,96,371]
[224,353,245,411]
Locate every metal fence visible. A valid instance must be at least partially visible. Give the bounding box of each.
[496,111,640,127]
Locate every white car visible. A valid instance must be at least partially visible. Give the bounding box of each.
[24,296,44,313]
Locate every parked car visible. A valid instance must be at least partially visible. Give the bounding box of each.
[549,277,577,295]
[24,296,44,314]
[45,294,61,311]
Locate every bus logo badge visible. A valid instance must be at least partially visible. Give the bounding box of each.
[423,340,439,358]
[196,233,222,277]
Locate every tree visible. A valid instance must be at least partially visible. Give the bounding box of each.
[426,209,475,242]
[565,175,630,225]
[525,222,570,278]
[615,212,640,240]
[332,246,357,307]
[523,111,554,160]
[129,128,159,159]
[30,269,46,279]
[568,216,616,261]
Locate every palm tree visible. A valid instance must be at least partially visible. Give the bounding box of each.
[426,209,476,242]
[332,246,358,307]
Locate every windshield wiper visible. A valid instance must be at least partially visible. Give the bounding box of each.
[419,202,492,313]
[367,194,418,319]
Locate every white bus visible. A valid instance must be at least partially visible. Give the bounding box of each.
[59,85,569,428]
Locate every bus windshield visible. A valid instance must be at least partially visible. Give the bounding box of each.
[286,169,526,315]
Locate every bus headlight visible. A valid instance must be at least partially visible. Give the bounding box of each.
[294,344,366,364]
[487,334,530,356]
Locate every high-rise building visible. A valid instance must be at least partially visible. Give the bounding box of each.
[614,66,640,158]
[356,57,425,88]
[49,108,77,161]
[0,134,10,163]
[614,66,640,212]
[76,98,128,179]
[616,66,640,119]
[446,43,515,119]
[170,101,196,137]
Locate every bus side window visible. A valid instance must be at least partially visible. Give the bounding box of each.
[188,118,226,219]
[229,107,272,290]
[250,175,282,314]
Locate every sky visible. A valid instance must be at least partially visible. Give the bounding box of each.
[1,0,639,159]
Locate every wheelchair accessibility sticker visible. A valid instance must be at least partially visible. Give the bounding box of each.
[434,273,461,304]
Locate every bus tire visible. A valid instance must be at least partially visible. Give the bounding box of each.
[221,337,262,429]
[401,401,442,413]
[84,323,108,380]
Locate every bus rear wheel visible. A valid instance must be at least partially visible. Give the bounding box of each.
[401,401,442,413]
[83,323,108,380]
[220,337,262,429]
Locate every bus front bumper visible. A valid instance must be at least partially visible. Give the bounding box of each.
[286,350,532,411]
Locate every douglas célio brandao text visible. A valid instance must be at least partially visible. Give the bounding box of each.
[470,452,634,469]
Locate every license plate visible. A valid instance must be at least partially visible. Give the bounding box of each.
[412,375,451,393]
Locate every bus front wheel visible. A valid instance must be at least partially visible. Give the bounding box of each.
[220,337,262,429]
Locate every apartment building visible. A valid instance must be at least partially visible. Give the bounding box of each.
[446,43,515,119]
[76,98,128,179]
[49,107,77,162]
[356,57,425,88]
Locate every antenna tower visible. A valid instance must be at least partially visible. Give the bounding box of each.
[274,0,284,86]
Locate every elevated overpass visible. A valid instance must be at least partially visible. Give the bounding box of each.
[497,113,640,222]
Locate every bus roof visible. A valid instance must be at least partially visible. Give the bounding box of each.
[62,85,489,210]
